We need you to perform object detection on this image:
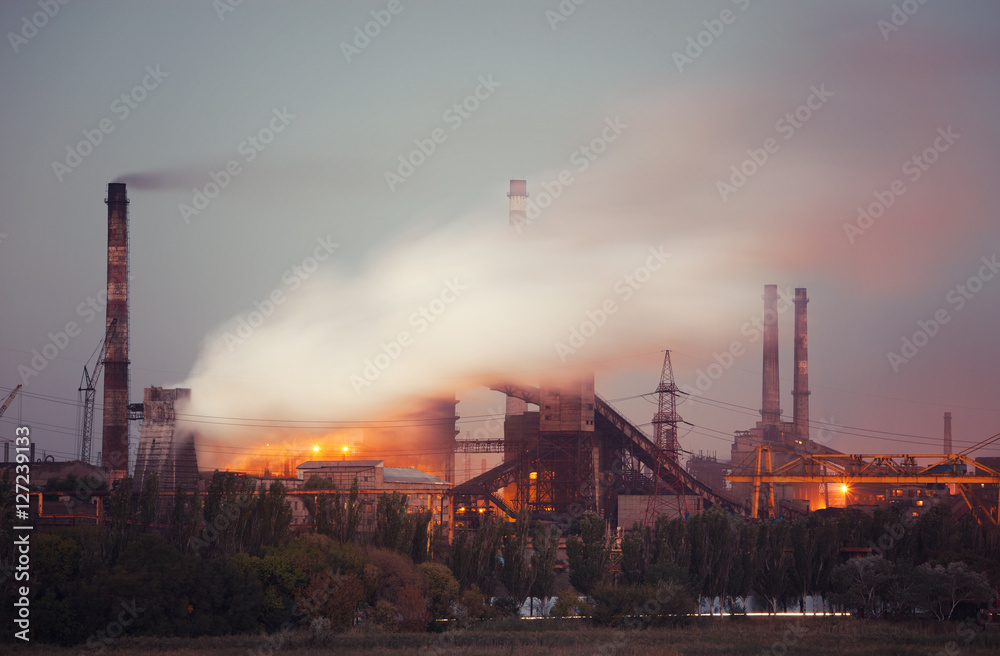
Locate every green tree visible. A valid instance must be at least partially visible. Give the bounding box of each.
[199,471,258,557]
[102,476,137,565]
[908,504,959,563]
[531,523,560,613]
[913,561,993,621]
[375,492,410,551]
[247,480,292,554]
[727,521,758,614]
[689,505,736,615]
[789,514,838,613]
[500,510,534,608]
[619,524,650,586]
[169,485,202,552]
[295,569,365,632]
[302,475,361,543]
[648,515,690,586]
[333,478,363,543]
[753,520,791,614]
[830,554,894,619]
[419,562,460,621]
[566,512,610,595]
[408,508,433,563]
[448,514,504,596]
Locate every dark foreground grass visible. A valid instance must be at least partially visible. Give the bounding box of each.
[9,618,1000,656]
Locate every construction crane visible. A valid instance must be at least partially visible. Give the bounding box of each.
[0,384,21,421]
[78,319,117,465]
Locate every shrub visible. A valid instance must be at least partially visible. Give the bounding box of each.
[295,570,365,632]
[419,562,460,620]
[366,547,424,606]
[455,585,493,625]
[397,583,430,632]
[372,599,399,631]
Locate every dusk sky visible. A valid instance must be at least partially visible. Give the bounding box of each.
[2,0,999,474]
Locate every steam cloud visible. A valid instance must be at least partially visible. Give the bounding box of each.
[177,212,763,458]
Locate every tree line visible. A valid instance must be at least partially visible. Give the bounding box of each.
[1,467,998,646]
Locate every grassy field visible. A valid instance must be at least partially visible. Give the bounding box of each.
[8,618,1000,656]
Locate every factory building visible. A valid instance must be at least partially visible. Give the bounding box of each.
[75,178,995,533]
[132,387,200,493]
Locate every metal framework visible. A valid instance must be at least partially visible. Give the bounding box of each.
[645,351,682,525]
[652,351,680,457]
[727,445,1000,523]
[454,439,505,453]
[0,385,21,421]
[450,383,745,527]
[79,319,117,465]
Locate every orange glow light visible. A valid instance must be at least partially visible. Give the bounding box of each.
[840,484,849,494]
[313,445,321,453]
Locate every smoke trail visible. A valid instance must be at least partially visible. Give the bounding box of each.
[177,213,761,457]
[117,169,206,190]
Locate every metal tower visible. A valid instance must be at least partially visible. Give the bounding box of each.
[644,350,682,525]
[653,350,680,457]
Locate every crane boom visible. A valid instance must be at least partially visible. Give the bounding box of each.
[0,384,22,421]
[79,319,117,464]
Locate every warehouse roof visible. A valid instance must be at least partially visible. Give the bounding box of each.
[383,467,449,485]
[296,460,383,470]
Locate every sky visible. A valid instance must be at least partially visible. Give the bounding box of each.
[1,0,999,476]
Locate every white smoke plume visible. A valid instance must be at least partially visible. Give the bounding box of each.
[177,210,762,457]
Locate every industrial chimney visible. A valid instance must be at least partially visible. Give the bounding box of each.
[792,288,810,442]
[761,284,781,429]
[944,412,952,455]
[102,182,130,481]
[505,180,529,415]
[508,179,528,233]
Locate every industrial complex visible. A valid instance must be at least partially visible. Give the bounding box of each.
[4,180,999,538]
